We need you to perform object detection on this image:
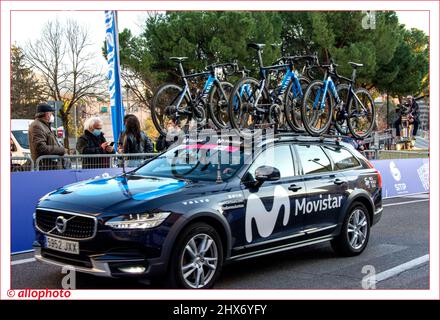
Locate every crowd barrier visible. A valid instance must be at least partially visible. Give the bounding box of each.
[11,158,429,253]
[11,153,157,171]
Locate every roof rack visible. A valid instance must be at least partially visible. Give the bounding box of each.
[175,128,370,144]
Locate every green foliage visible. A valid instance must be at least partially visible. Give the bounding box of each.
[118,11,429,98]
[11,45,45,119]
[120,12,284,82]
[381,28,429,96]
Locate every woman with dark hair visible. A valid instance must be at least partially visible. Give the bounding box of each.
[117,114,136,153]
[121,115,154,167]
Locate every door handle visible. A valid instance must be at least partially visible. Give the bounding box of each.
[288,184,302,192]
[333,178,347,185]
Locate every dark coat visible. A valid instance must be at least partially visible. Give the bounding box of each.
[28,118,65,170]
[76,130,114,168]
[410,101,420,120]
[156,133,178,152]
[122,131,154,154]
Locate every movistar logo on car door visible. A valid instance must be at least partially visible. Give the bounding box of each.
[245,186,343,243]
[245,185,290,242]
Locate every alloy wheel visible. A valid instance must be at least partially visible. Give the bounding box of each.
[180,233,218,288]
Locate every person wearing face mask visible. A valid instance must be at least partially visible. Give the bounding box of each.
[76,116,115,169]
[28,103,66,170]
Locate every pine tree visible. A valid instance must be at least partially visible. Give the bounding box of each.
[11,45,44,119]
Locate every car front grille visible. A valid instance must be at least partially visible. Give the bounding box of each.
[35,209,97,240]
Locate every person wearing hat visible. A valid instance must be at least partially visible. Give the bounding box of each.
[28,103,66,170]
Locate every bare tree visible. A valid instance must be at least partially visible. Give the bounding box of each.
[24,19,106,148]
[120,67,154,112]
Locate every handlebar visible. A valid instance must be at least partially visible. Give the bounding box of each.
[207,62,239,76]
[276,54,319,65]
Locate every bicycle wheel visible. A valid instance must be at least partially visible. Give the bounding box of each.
[347,88,375,139]
[333,84,350,135]
[284,76,311,132]
[151,83,191,136]
[301,80,333,136]
[208,81,233,129]
[228,77,270,134]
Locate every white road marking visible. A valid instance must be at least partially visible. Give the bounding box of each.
[11,257,36,265]
[406,193,429,199]
[369,254,429,284]
[383,199,428,207]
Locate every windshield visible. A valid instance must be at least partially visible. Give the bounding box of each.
[12,130,30,149]
[134,143,245,181]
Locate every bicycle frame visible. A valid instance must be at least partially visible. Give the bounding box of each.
[278,68,303,98]
[313,73,369,117]
[172,73,228,119]
[313,76,340,110]
[234,64,304,112]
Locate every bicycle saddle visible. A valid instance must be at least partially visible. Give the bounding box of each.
[349,62,364,68]
[169,57,188,63]
[247,43,265,50]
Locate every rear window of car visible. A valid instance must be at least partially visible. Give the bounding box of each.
[324,146,360,170]
[296,144,332,174]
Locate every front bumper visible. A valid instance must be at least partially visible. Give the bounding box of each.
[33,236,168,279]
[34,246,112,276]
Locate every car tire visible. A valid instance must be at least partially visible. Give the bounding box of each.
[167,222,223,289]
[331,202,371,256]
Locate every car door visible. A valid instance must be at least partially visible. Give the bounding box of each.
[237,144,307,249]
[294,144,348,233]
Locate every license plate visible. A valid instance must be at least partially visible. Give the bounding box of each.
[45,236,79,255]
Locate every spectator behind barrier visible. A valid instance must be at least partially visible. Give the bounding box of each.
[28,103,66,170]
[156,119,182,152]
[119,115,154,167]
[117,114,136,153]
[76,116,114,169]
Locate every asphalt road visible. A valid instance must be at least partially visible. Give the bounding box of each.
[11,194,429,289]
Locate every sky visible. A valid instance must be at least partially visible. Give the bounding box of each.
[11,11,150,71]
[11,10,430,72]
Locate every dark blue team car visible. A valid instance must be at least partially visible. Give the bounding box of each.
[34,135,382,288]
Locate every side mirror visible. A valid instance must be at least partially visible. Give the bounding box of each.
[11,141,17,152]
[255,165,280,182]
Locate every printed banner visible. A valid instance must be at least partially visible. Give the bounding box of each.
[105,10,125,145]
[11,168,123,253]
[371,158,429,198]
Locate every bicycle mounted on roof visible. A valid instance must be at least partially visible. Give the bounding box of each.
[150,44,375,140]
[301,59,375,139]
[150,57,244,135]
[227,43,318,136]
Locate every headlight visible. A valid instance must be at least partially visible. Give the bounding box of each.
[105,212,171,229]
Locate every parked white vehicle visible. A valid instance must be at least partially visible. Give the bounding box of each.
[11,119,33,171]
[11,119,33,158]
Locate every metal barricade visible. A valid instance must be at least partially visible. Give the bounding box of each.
[360,150,378,160]
[35,153,158,171]
[11,156,35,172]
[377,149,429,160]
